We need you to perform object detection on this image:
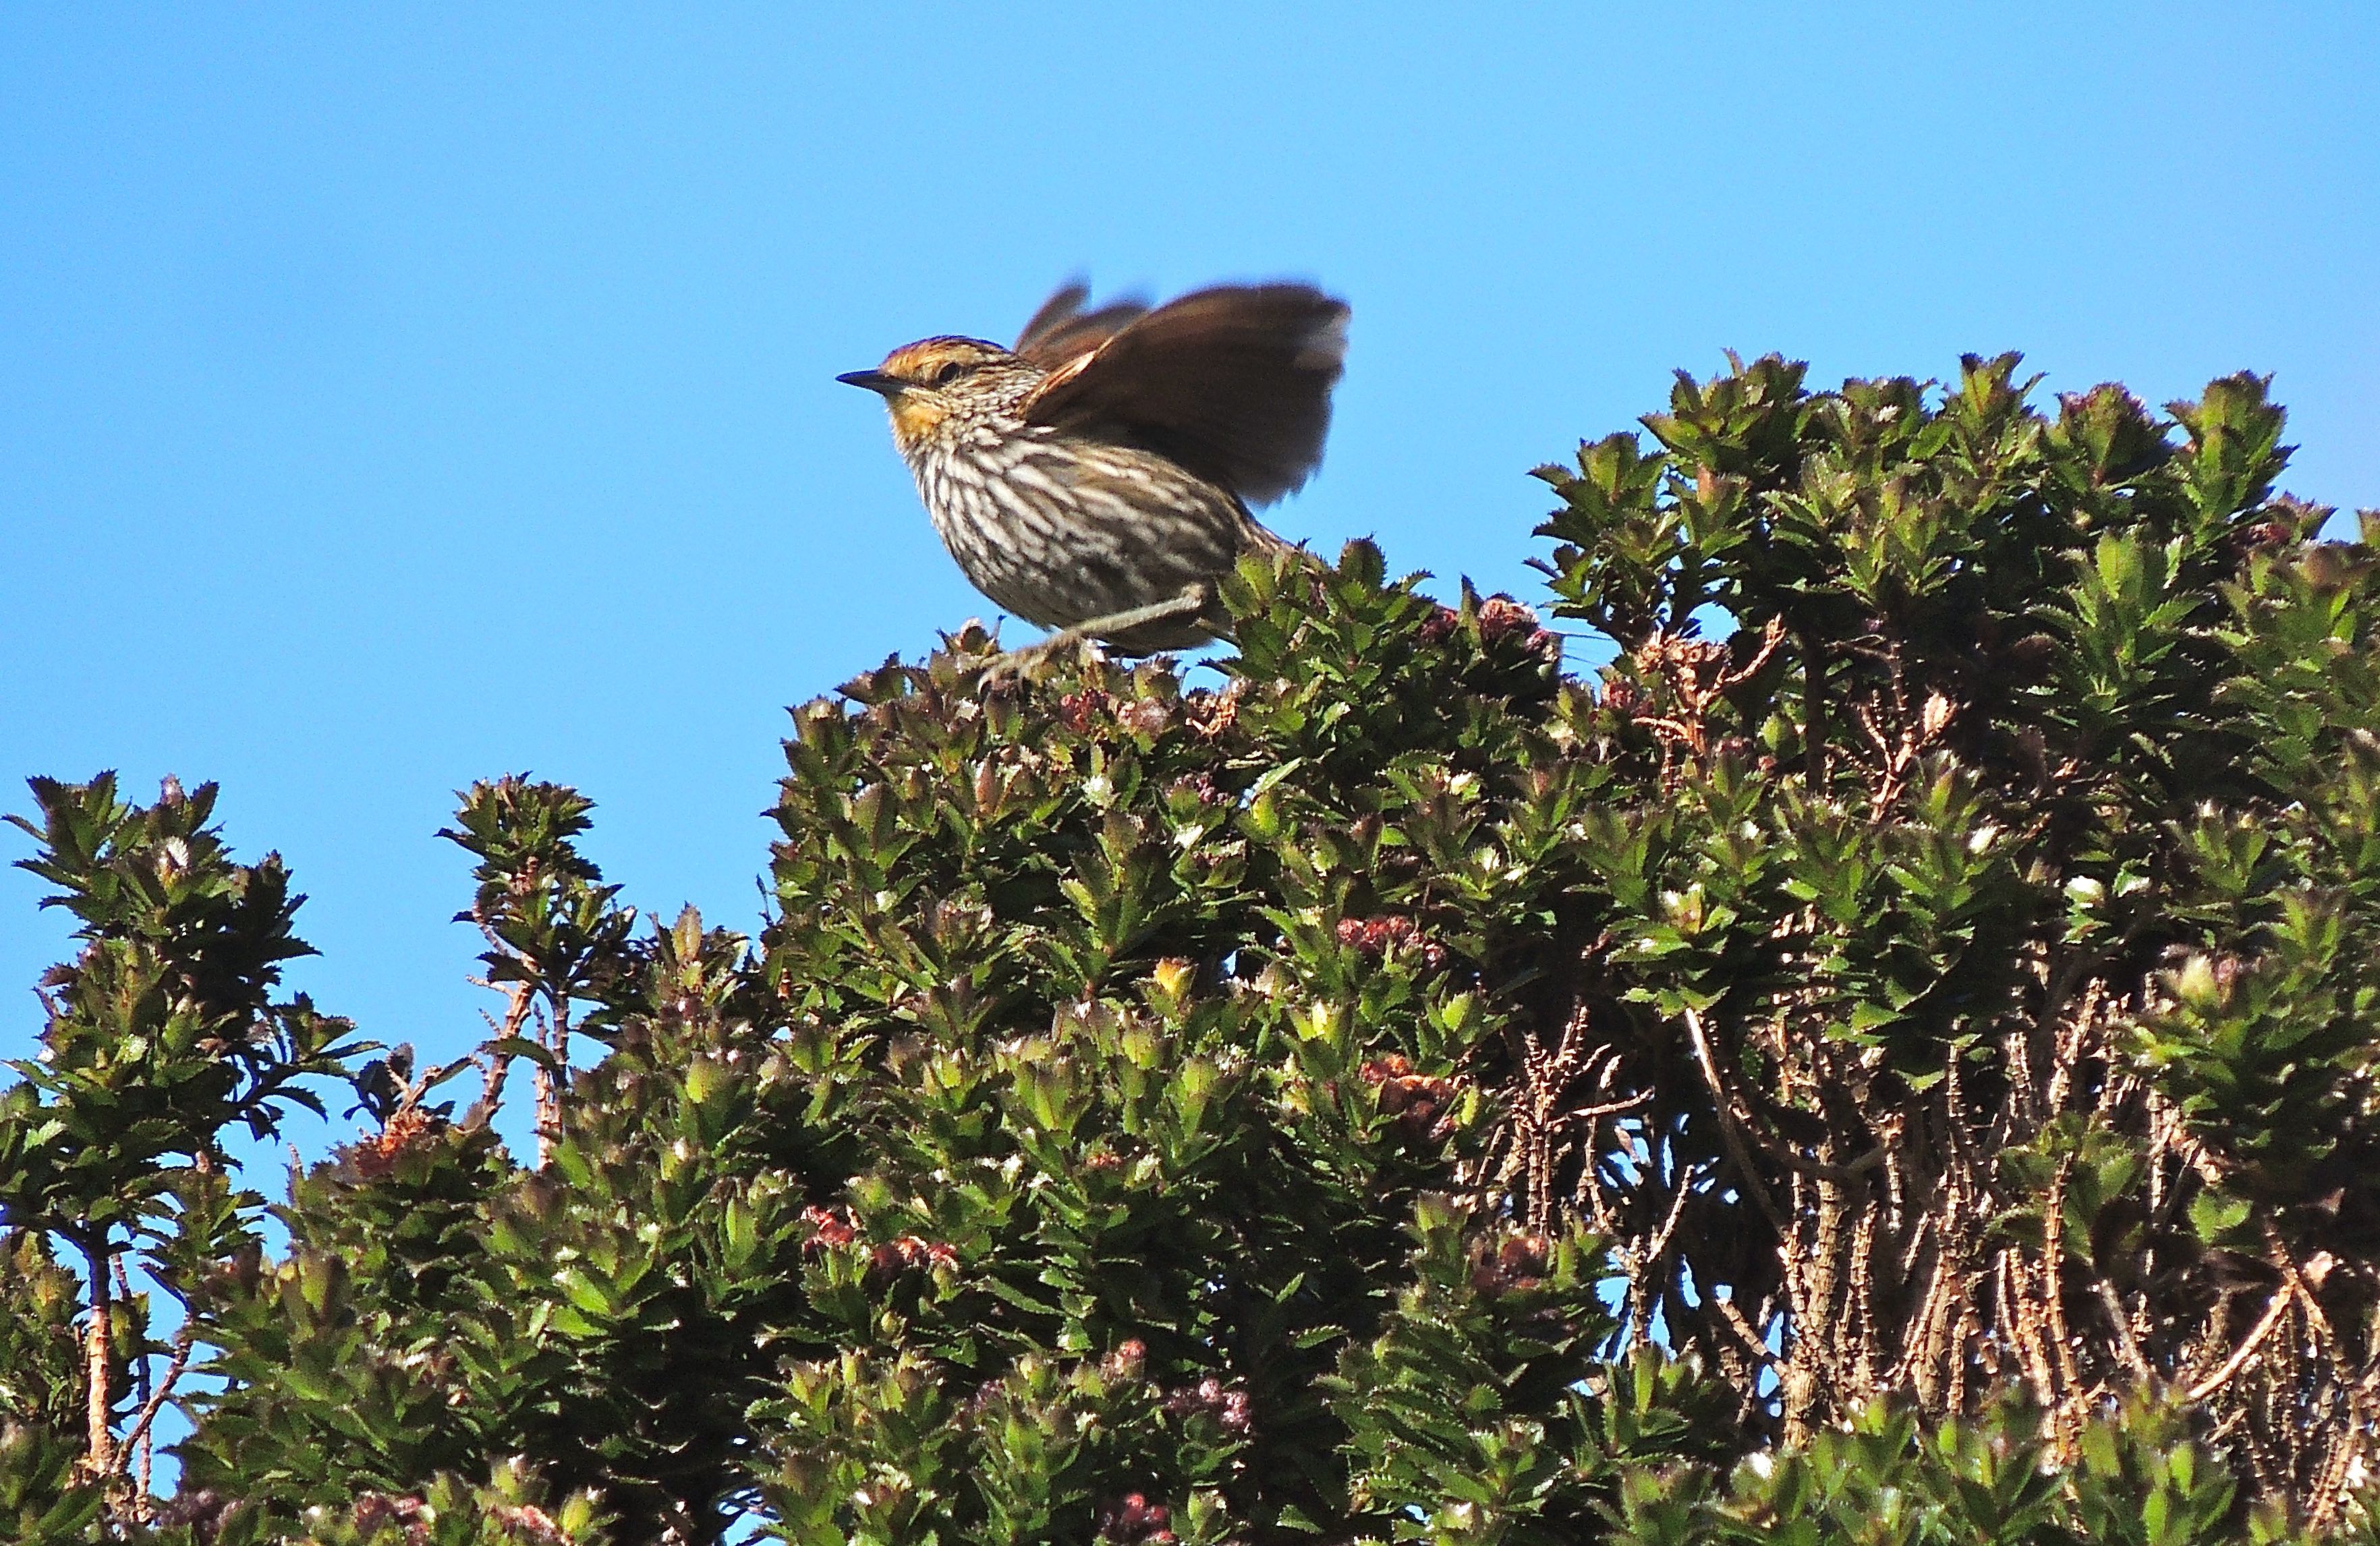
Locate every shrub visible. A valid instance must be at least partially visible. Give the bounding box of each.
[5,354,2377,1544]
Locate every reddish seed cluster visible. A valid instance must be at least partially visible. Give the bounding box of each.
[1161,1375,1253,1434]
[1102,1338,1148,1379]
[869,1235,959,1281]
[490,1504,569,1544]
[1359,1054,1460,1141]
[1058,688,1175,739]
[1471,1233,1550,1296]
[2225,496,2318,559]
[802,1205,857,1251]
[804,1207,957,1278]
[1334,914,1449,969]
[1167,772,1231,809]
[348,1106,434,1182]
[1096,1491,1175,1544]
[1477,596,1558,655]
[1057,688,1110,733]
[349,1494,430,1545]
[1600,679,1643,718]
[1417,598,1558,654]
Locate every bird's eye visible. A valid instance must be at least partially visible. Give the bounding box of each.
[922,360,969,388]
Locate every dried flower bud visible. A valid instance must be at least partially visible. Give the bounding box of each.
[348,1106,436,1182]
[1058,689,1111,734]
[1104,1338,1148,1379]
[1096,1491,1175,1543]
[1123,698,1173,738]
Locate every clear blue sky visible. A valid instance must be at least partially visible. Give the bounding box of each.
[6,7,2377,1155]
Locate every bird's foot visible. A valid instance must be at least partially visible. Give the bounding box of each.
[978,587,1212,683]
[981,629,1102,683]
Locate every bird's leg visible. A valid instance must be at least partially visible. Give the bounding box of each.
[988,585,1212,677]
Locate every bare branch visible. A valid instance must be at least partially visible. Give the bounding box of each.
[1682,1006,1791,1236]
[2184,1286,2296,1404]
[119,1326,194,1469]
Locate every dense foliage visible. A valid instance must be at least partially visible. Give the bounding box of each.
[5,355,2379,1545]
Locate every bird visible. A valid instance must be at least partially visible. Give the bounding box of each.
[838,280,1349,659]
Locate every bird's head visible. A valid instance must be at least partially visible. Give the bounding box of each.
[838,336,1038,453]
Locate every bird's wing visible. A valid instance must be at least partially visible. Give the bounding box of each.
[1021,283,1349,506]
[1013,282,1152,370]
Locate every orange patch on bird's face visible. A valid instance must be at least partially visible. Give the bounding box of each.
[887,393,949,444]
[866,336,1011,449]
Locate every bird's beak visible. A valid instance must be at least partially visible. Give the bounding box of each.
[837,369,903,397]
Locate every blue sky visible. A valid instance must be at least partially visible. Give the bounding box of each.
[5,5,2376,1160]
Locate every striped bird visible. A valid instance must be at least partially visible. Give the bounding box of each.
[839,281,1349,657]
